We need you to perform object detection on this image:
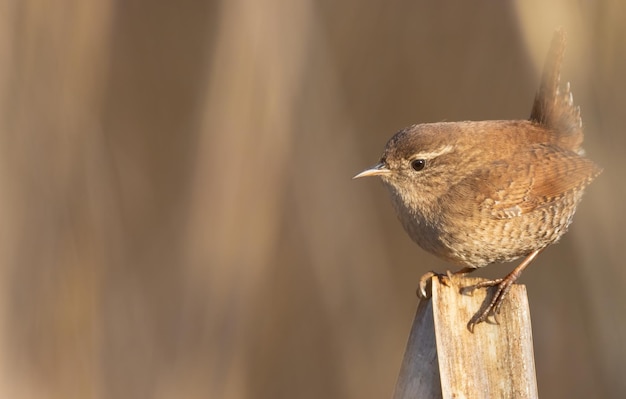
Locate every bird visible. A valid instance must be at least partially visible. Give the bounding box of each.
[353,29,602,331]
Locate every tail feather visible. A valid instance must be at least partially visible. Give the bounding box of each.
[529,29,584,153]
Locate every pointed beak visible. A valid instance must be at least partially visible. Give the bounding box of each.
[352,163,391,179]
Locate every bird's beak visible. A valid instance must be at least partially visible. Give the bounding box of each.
[353,163,391,179]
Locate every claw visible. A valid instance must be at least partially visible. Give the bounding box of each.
[417,271,437,298]
[417,270,455,299]
[464,276,515,332]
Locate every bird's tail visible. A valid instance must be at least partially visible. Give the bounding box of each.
[529,28,584,154]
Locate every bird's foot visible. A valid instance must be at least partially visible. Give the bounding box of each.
[417,270,457,299]
[461,278,515,333]
[460,249,541,332]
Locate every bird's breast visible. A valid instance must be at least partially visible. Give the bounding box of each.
[389,187,584,268]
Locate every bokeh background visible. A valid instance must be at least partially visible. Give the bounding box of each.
[0,0,624,398]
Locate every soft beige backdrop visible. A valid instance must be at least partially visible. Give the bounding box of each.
[0,1,623,398]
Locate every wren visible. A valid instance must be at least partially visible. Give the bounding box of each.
[354,29,602,330]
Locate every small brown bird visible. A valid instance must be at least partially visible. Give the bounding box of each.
[354,29,602,330]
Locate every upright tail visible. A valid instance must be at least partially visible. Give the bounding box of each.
[529,29,584,153]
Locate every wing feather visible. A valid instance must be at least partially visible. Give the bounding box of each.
[448,144,601,219]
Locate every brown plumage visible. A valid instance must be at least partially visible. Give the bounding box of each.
[354,29,601,330]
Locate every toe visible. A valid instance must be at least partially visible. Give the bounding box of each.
[417,271,436,299]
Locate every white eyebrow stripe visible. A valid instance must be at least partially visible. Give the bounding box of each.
[411,144,455,159]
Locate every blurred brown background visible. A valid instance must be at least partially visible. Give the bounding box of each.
[0,0,624,398]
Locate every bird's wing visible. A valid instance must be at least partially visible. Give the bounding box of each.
[449,144,601,219]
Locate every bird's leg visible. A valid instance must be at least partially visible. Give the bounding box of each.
[463,248,543,332]
[417,266,477,299]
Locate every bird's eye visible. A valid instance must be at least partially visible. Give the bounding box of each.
[411,159,425,171]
